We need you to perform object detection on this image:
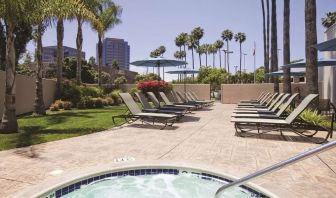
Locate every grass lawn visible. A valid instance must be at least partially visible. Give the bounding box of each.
[0,106,127,151]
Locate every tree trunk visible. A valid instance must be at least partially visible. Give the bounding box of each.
[198,52,202,67]
[0,24,18,133]
[305,0,318,106]
[271,0,279,92]
[261,0,268,82]
[266,0,270,83]
[191,48,195,81]
[239,43,242,82]
[213,53,215,68]
[227,41,230,74]
[56,19,64,99]
[218,49,222,69]
[76,18,83,85]
[205,52,208,67]
[34,23,46,115]
[283,0,291,94]
[98,34,103,86]
[183,45,187,68]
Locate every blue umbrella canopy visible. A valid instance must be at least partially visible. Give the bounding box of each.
[314,38,336,51]
[267,68,306,77]
[130,57,187,67]
[281,59,336,68]
[166,68,199,74]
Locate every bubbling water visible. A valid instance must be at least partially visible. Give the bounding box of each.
[63,173,253,198]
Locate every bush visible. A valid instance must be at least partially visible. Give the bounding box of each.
[61,80,81,105]
[50,104,60,111]
[129,87,139,102]
[114,76,127,87]
[108,89,122,105]
[63,101,73,110]
[137,80,170,93]
[54,100,64,109]
[77,98,86,109]
[85,97,95,108]
[105,97,114,106]
[80,86,103,97]
[94,97,104,108]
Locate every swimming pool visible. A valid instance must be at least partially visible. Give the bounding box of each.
[34,165,276,198]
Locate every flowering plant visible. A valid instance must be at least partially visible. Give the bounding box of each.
[137,80,170,93]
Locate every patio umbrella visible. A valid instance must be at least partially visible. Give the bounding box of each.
[267,68,306,77]
[130,57,187,80]
[313,38,336,51]
[281,59,336,68]
[166,68,199,100]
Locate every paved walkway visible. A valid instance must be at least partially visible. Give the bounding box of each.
[1,103,335,197]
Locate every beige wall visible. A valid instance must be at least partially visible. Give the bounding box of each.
[119,84,137,92]
[221,83,323,104]
[0,71,56,115]
[172,84,210,100]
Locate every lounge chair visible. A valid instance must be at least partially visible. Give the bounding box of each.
[238,92,271,105]
[186,92,212,106]
[233,93,297,115]
[174,91,205,108]
[147,92,195,111]
[158,92,195,111]
[239,92,267,103]
[112,93,177,129]
[135,92,186,118]
[236,93,280,109]
[232,94,333,143]
[237,92,276,107]
[189,91,215,105]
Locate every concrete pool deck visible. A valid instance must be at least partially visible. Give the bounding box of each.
[0,103,335,197]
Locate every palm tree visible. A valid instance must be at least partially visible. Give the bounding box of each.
[179,32,188,68]
[283,0,291,94]
[208,44,216,68]
[75,0,100,85]
[158,45,166,80]
[196,45,205,66]
[175,34,184,80]
[234,32,246,81]
[56,18,63,99]
[261,0,270,82]
[202,44,210,67]
[305,0,318,106]
[92,1,122,87]
[191,27,204,67]
[321,11,336,28]
[214,40,224,68]
[187,35,197,80]
[271,0,279,92]
[221,29,233,73]
[266,0,270,83]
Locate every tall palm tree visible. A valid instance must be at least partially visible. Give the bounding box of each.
[187,35,197,80]
[321,11,336,28]
[158,45,166,80]
[283,0,291,94]
[208,44,216,68]
[196,45,205,66]
[234,32,246,81]
[191,27,204,67]
[266,0,270,83]
[175,34,184,80]
[179,32,188,68]
[261,0,269,82]
[305,0,318,106]
[202,44,210,67]
[214,39,224,68]
[221,29,233,73]
[92,1,122,86]
[75,0,100,85]
[56,18,63,99]
[271,0,279,92]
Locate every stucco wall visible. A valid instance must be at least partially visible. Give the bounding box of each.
[0,71,56,115]
[221,83,323,104]
[172,84,210,100]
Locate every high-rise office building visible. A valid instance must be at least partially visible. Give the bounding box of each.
[97,38,130,70]
[42,46,85,63]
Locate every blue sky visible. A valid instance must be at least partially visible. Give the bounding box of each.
[26,0,336,81]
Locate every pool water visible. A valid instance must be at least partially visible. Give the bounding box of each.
[62,173,258,198]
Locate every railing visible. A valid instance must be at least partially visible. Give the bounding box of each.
[214,140,336,198]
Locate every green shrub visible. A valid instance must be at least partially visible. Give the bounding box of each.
[85,97,95,108]
[61,81,81,105]
[108,89,122,105]
[63,101,73,110]
[129,87,139,102]
[94,97,104,108]
[77,98,86,109]
[80,86,103,97]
